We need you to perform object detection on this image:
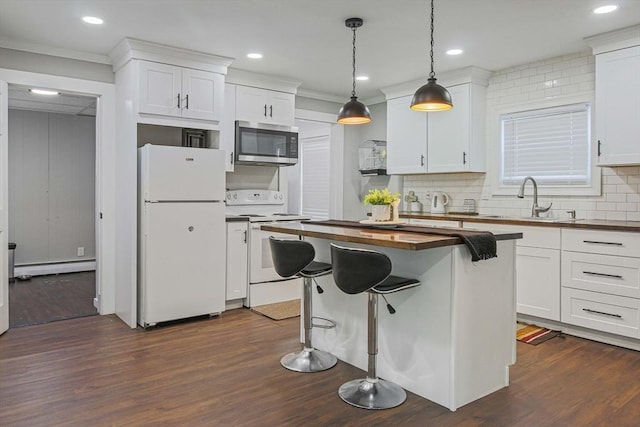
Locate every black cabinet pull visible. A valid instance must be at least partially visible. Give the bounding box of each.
[177,93,181,109]
[583,271,623,279]
[582,308,622,319]
[269,105,273,117]
[421,154,425,166]
[243,230,247,243]
[264,104,268,117]
[230,152,234,165]
[583,240,623,246]
[597,140,601,157]
[463,151,467,165]
[185,94,189,109]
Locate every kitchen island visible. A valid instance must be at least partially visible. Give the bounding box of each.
[261,220,522,411]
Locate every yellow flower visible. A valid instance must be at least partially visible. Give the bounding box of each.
[363,188,400,205]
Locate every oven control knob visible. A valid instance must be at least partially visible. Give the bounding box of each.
[279,194,283,200]
[273,194,277,200]
[233,193,237,199]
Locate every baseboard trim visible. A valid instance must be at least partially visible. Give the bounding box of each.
[15,261,96,277]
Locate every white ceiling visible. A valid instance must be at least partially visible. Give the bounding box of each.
[1,0,639,101]
[8,85,96,116]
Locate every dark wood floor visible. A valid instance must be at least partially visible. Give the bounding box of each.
[0,309,638,426]
[9,271,97,328]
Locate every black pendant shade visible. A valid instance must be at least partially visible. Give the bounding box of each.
[337,17,371,125]
[410,0,452,112]
[337,96,372,125]
[410,77,452,111]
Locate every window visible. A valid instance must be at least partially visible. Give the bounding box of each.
[500,103,591,187]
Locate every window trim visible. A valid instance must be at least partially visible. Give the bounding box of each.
[490,95,601,197]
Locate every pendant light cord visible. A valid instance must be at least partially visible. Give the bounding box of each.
[429,0,435,79]
[351,26,357,98]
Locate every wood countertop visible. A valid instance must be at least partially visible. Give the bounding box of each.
[260,221,522,251]
[400,212,640,232]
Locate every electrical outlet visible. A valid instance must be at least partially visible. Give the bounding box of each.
[77,247,85,257]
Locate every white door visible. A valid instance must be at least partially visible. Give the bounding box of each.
[386,95,428,174]
[428,84,470,172]
[0,81,8,334]
[235,86,268,123]
[268,91,295,126]
[138,61,182,117]
[140,145,225,201]
[182,69,224,122]
[301,134,330,220]
[140,202,225,326]
[225,221,248,300]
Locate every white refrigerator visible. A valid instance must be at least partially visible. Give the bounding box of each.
[138,144,226,327]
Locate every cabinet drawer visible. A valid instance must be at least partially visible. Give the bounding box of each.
[561,288,640,338]
[464,223,560,249]
[562,251,640,298]
[562,229,640,257]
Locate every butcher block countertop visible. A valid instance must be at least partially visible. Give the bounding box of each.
[260,220,521,251]
[400,212,640,232]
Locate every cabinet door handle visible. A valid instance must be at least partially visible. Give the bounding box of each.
[583,271,623,279]
[582,308,622,319]
[185,94,189,109]
[421,154,425,166]
[177,93,181,109]
[230,152,234,165]
[243,230,247,243]
[264,104,268,117]
[463,151,467,165]
[597,140,601,157]
[583,240,623,246]
[269,105,273,117]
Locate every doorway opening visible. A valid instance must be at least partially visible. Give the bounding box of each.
[7,84,98,327]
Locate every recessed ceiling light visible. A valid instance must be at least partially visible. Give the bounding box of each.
[82,16,104,25]
[29,89,59,96]
[356,75,369,81]
[247,53,263,59]
[593,5,618,14]
[446,49,463,56]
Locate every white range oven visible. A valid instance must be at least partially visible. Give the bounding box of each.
[226,190,310,307]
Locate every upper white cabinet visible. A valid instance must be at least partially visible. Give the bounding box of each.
[427,83,486,172]
[586,25,640,166]
[138,61,224,121]
[109,38,233,130]
[382,67,490,175]
[220,83,237,172]
[235,85,295,126]
[386,95,428,174]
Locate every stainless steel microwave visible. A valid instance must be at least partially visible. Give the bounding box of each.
[235,121,298,166]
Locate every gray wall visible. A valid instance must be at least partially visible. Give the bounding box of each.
[0,48,114,83]
[8,109,96,265]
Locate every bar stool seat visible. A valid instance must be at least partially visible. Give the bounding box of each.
[269,237,337,373]
[331,243,420,410]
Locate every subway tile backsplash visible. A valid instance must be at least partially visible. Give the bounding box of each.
[403,51,639,222]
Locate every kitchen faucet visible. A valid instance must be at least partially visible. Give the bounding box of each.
[517,176,552,217]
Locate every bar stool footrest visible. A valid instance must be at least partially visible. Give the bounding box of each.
[311,316,336,329]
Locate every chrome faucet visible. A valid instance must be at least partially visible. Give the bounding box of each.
[517,176,552,217]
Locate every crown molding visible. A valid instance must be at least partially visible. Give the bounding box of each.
[226,68,302,93]
[584,24,640,55]
[381,66,492,100]
[0,36,111,64]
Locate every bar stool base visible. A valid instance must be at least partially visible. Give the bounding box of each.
[338,378,406,409]
[280,348,337,373]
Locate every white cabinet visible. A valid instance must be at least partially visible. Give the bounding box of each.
[561,229,640,338]
[138,60,224,122]
[408,218,461,228]
[220,83,236,172]
[463,222,561,321]
[427,83,486,172]
[235,85,295,126]
[386,95,427,174]
[226,221,248,301]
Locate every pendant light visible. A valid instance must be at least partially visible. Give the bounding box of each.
[337,17,372,125]
[410,0,452,111]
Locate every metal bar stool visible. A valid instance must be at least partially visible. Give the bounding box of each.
[269,237,337,372]
[330,243,420,410]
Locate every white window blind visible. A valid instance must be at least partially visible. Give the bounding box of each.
[301,135,330,220]
[501,103,591,186]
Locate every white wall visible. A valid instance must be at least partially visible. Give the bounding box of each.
[8,109,96,265]
[403,50,640,221]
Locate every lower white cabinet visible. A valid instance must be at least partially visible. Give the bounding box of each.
[463,222,561,321]
[226,221,248,300]
[561,228,640,338]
